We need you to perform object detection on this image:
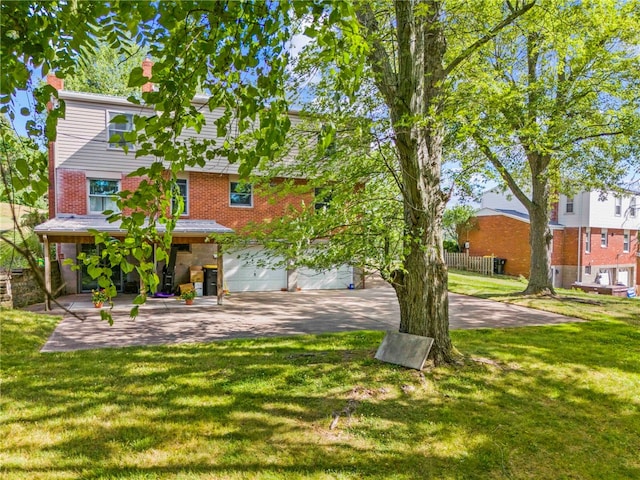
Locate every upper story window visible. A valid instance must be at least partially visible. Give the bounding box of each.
[600,228,608,248]
[314,187,332,213]
[107,112,134,149]
[565,197,574,214]
[585,228,591,253]
[171,179,188,216]
[230,181,252,207]
[630,197,637,218]
[89,179,119,214]
[614,196,622,216]
[623,230,630,253]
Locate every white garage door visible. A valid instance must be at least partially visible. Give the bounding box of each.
[298,265,353,290]
[224,247,287,292]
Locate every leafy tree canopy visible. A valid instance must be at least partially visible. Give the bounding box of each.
[452,0,640,294]
[63,41,148,97]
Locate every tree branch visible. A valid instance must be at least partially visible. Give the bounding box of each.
[444,1,536,77]
[355,3,397,106]
[561,130,625,147]
[472,132,533,211]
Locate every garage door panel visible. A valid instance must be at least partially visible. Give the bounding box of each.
[298,266,353,290]
[224,247,287,292]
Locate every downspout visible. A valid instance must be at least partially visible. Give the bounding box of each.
[577,226,582,283]
[576,191,583,284]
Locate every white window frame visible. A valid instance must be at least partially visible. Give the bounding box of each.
[630,197,637,218]
[172,178,188,216]
[229,181,253,207]
[614,196,622,216]
[88,178,120,214]
[601,228,608,248]
[565,197,574,214]
[623,230,630,253]
[585,228,591,253]
[107,111,134,150]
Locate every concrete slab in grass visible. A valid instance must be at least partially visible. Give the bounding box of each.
[375,331,434,370]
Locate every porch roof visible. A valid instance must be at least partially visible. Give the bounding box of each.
[34,215,233,243]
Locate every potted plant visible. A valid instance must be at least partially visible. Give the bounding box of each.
[91,289,109,308]
[180,289,197,305]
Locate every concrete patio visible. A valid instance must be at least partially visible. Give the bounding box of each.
[35,286,582,352]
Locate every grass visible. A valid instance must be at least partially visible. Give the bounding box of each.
[1,273,639,479]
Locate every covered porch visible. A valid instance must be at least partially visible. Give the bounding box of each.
[34,215,234,310]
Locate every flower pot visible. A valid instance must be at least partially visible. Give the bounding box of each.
[93,302,103,308]
[185,299,194,305]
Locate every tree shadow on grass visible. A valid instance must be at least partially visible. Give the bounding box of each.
[3,316,639,479]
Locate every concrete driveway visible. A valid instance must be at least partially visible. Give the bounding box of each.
[39,286,581,352]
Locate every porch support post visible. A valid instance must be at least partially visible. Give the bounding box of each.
[216,245,224,305]
[43,235,51,311]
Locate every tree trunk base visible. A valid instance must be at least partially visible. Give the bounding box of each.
[522,285,555,296]
[428,344,464,367]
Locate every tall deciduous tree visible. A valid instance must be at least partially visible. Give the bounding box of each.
[456,0,640,294]
[283,1,535,363]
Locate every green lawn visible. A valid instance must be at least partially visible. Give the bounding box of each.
[1,273,639,479]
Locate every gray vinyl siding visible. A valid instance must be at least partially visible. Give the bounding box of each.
[56,92,302,177]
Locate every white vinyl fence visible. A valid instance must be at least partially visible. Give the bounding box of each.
[444,252,494,276]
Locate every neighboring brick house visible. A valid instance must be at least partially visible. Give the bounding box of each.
[463,189,640,290]
[35,71,355,295]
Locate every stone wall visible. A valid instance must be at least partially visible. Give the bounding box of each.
[5,261,65,308]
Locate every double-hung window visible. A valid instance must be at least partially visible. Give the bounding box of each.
[107,112,134,149]
[565,197,574,213]
[172,179,188,216]
[630,197,637,218]
[230,182,252,207]
[601,228,608,248]
[623,230,630,253]
[614,196,622,216]
[314,187,332,212]
[585,228,591,253]
[89,179,119,214]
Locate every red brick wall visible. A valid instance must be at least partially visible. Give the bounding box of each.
[187,172,310,230]
[466,216,571,277]
[582,227,638,266]
[560,228,578,265]
[56,169,87,214]
[466,215,531,276]
[55,169,312,231]
[48,142,56,218]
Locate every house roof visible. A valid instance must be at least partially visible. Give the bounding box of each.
[476,208,565,229]
[34,215,233,242]
[59,90,304,117]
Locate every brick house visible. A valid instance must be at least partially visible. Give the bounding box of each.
[463,189,640,290]
[35,70,355,297]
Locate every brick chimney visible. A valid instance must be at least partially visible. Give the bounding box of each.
[550,201,559,223]
[45,74,63,219]
[46,73,63,91]
[142,58,154,93]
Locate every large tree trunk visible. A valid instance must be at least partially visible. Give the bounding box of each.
[390,129,456,364]
[524,155,555,295]
[390,1,456,364]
